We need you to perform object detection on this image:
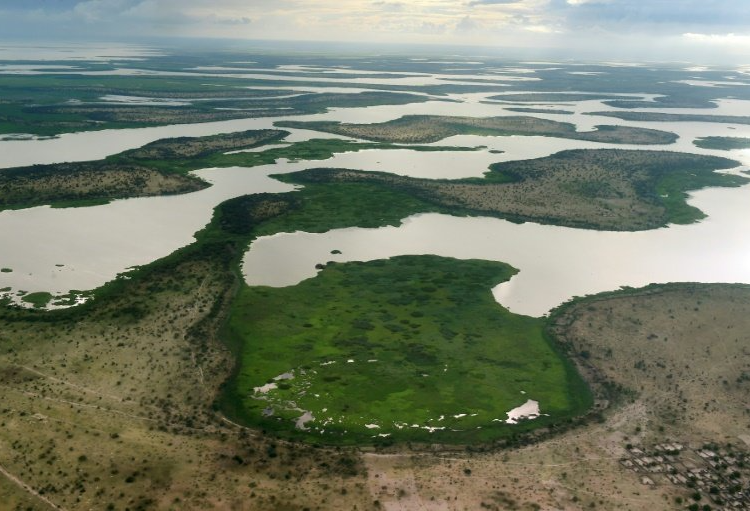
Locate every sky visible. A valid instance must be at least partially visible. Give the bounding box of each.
[2,0,750,62]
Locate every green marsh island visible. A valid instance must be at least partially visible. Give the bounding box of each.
[223,255,589,444]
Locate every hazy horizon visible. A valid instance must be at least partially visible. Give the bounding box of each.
[1,1,750,65]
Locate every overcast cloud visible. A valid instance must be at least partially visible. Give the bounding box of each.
[2,0,750,62]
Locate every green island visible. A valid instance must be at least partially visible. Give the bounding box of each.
[222,256,588,444]
[20,291,53,309]
[0,130,478,211]
[276,114,678,145]
[504,107,575,115]
[271,149,745,231]
[588,111,750,125]
[2,130,738,232]
[485,93,630,103]
[0,129,284,210]
[694,136,750,150]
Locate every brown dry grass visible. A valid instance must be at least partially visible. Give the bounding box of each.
[358,284,750,511]
[0,252,371,510]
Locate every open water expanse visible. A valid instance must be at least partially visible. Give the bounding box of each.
[2,62,750,315]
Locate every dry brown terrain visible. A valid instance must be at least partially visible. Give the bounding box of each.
[358,284,750,511]
[0,236,371,511]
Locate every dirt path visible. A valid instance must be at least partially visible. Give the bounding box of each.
[0,461,67,511]
[19,364,125,402]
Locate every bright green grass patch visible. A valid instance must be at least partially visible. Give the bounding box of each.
[653,168,748,225]
[694,136,750,151]
[223,255,590,445]
[254,180,441,236]
[21,292,53,308]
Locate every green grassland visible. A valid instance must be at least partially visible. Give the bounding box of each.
[272,149,744,231]
[276,115,678,145]
[20,291,53,308]
[694,136,750,150]
[223,256,589,444]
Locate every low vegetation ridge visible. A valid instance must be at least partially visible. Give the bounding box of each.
[0,79,433,136]
[589,111,750,125]
[485,93,630,103]
[276,114,679,145]
[694,136,750,151]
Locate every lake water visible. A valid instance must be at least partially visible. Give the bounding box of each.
[242,180,750,317]
[2,70,750,315]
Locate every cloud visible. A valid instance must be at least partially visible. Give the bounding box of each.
[683,32,750,45]
[566,0,611,5]
[455,16,478,33]
[371,1,405,11]
[468,0,519,5]
[1,0,749,63]
[72,0,141,22]
[561,0,750,29]
[213,15,252,25]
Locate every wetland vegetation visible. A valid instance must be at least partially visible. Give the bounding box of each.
[0,71,435,136]
[223,255,589,444]
[0,130,477,211]
[274,149,744,231]
[276,114,679,145]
